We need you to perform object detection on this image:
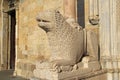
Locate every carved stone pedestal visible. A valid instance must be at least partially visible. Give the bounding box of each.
[33,9,101,80]
[33,57,101,80]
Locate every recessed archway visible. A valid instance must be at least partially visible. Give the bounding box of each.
[1,0,18,70]
[9,9,16,69]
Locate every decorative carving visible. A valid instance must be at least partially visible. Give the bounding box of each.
[36,10,84,69]
[33,10,101,80]
[89,0,99,25]
[89,16,99,25]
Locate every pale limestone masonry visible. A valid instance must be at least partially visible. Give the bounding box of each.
[63,0,76,20]
[0,0,2,69]
[99,0,120,80]
[33,10,101,80]
[0,0,64,78]
[86,30,98,60]
[0,0,120,80]
[36,9,84,68]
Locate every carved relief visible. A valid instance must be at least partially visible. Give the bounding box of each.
[36,10,84,69]
[89,0,99,25]
[33,10,101,80]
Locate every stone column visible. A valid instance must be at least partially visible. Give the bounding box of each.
[89,0,99,25]
[89,0,99,19]
[0,0,4,69]
[116,0,120,80]
[89,0,94,19]
[14,2,19,74]
[99,0,119,80]
[63,0,76,20]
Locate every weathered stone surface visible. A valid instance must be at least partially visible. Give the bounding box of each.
[36,10,84,66]
[34,64,102,80]
[87,30,98,60]
[16,60,35,78]
[14,0,64,78]
[66,17,82,29]
[77,56,101,70]
[64,0,76,19]
[34,69,58,80]
[33,10,84,80]
[33,10,101,80]
[1,0,119,80]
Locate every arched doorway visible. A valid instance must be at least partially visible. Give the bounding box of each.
[8,9,16,69]
[1,0,17,70]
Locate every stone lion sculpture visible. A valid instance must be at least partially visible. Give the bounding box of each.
[36,10,84,70]
[33,10,101,80]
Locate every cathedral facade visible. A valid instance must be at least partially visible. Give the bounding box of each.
[0,0,120,80]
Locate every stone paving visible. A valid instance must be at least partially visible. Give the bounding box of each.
[0,70,27,80]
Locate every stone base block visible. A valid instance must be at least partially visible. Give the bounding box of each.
[34,69,59,80]
[33,68,93,80]
[85,72,107,80]
[15,60,36,79]
[33,59,101,80]
[33,68,108,80]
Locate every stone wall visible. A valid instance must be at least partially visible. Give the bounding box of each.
[117,0,120,54]
[0,0,2,67]
[0,0,9,69]
[0,0,10,70]
[16,0,63,78]
[18,0,63,60]
[0,0,100,79]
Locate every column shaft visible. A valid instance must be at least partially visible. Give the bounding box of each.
[64,0,76,20]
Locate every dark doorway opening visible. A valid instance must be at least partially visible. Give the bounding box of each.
[77,0,85,28]
[9,10,16,69]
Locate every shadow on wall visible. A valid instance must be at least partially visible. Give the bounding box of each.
[77,0,85,28]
